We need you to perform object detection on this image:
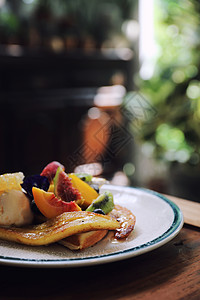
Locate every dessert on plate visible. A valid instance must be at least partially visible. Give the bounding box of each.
[0,161,136,250]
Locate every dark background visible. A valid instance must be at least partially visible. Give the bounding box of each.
[0,0,137,178]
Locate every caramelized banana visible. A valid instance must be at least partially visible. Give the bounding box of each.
[109,205,136,239]
[0,211,120,246]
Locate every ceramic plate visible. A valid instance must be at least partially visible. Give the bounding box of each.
[0,185,183,268]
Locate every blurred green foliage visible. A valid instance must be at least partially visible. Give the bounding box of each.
[138,0,200,167]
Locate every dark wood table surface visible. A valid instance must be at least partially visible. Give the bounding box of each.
[0,197,200,300]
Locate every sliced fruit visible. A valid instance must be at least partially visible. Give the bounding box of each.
[48,183,54,193]
[68,173,99,209]
[21,174,50,200]
[40,161,65,182]
[0,211,120,246]
[74,173,93,183]
[86,191,114,215]
[32,187,81,219]
[54,168,82,203]
[0,172,24,193]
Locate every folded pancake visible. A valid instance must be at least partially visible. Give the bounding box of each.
[60,205,136,250]
[109,205,136,239]
[59,230,108,250]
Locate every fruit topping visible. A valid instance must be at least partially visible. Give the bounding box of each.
[0,172,24,193]
[93,208,106,215]
[32,187,81,218]
[54,167,82,203]
[86,191,114,215]
[21,175,50,200]
[74,173,93,183]
[40,161,65,182]
[68,173,99,209]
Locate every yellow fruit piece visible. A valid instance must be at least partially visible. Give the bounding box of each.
[0,172,24,193]
[68,174,99,209]
[48,183,54,193]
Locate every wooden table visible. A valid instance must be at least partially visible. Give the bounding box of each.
[0,197,200,300]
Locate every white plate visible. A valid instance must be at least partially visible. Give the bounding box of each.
[0,185,183,268]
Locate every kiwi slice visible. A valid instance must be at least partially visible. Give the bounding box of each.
[86,191,114,215]
[74,173,93,183]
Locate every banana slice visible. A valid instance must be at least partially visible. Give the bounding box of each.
[0,211,120,246]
